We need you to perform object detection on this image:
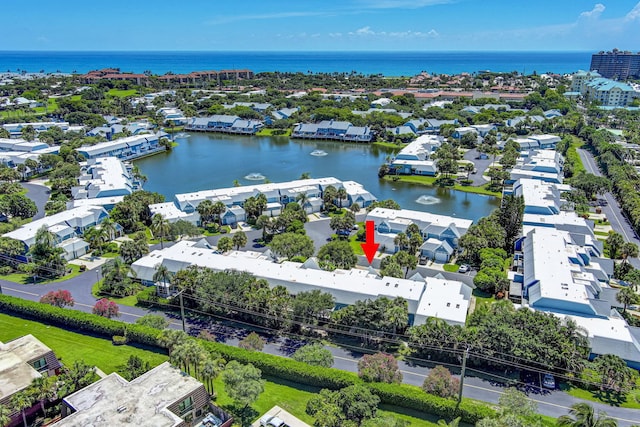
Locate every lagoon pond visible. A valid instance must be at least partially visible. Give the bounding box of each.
[135,133,500,222]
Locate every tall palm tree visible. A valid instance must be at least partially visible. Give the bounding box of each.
[200,354,226,394]
[100,217,118,241]
[35,226,56,248]
[157,329,188,356]
[620,242,639,265]
[616,286,638,314]
[557,403,617,427]
[394,232,409,252]
[151,214,170,249]
[196,200,215,227]
[336,187,348,209]
[296,192,310,212]
[29,376,57,417]
[255,193,267,216]
[10,391,32,427]
[212,202,227,226]
[84,226,108,252]
[153,263,172,287]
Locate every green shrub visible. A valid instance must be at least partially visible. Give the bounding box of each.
[0,266,13,275]
[0,294,495,423]
[112,335,127,345]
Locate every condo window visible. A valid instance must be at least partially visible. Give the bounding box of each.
[32,357,47,371]
[178,396,194,415]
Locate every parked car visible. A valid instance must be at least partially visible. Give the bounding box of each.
[458,264,470,273]
[419,256,428,265]
[542,374,556,389]
[260,415,286,427]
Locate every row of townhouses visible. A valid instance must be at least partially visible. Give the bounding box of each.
[185,115,264,135]
[292,120,373,142]
[504,157,640,368]
[150,177,376,226]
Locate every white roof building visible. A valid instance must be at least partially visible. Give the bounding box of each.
[71,157,138,202]
[131,240,472,326]
[54,362,217,427]
[3,206,107,259]
[76,134,162,160]
[394,135,442,161]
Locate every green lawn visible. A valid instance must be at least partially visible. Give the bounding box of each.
[472,289,495,309]
[566,136,586,175]
[0,312,168,374]
[383,175,501,197]
[564,384,640,410]
[106,88,138,98]
[0,312,445,426]
[443,264,459,273]
[256,128,292,137]
[372,141,404,151]
[0,264,82,285]
[213,376,443,427]
[33,98,59,114]
[91,281,141,307]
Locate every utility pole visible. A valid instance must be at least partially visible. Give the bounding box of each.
[456,346,470,410]
[178,290,186,333]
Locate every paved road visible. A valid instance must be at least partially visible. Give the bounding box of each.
[20,182,50,220]
[3,270,639,425]
[578,148,640,269]
[463,148,494,186]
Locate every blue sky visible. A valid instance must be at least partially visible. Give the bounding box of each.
[2,0,639,51]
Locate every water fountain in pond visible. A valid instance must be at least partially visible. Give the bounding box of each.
[310,150,328,157]
[415,195,441,205]
[174,133,190,139]
[244,173,266,181]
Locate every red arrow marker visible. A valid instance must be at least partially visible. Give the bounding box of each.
[361,220,380,264]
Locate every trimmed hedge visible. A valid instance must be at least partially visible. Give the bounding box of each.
[0,295,496,423]
[0,294,160,347]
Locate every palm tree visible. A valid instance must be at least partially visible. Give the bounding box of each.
[157,329,188,356]
[232,231,248,250]
[29,376,57,417]
[256,215,270,240]
[151,214,170,249]
[100,217,118,241]
[212,201,227,226]
[616,286,638,313]
[196,200,215,227]
[394,232,409,252]
[557,403,617,427]
[336,187,348,209]
[255,193,268,216]
[35,226,56,248]
[620,242,639,264]
[16,163,27,181]
[296,192,310,212]
[0,405,11,427]
[153,263,173,293]
[200,355,226,394]
[84,226,108,252]
[437,417,461,427]
[10,391,32,427]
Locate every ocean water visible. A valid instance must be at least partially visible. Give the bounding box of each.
[0,51,591,76]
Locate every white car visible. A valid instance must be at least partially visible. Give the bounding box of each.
[458,264,470,273]
[542,374,556,389]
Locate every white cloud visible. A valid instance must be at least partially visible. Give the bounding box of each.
[355,0,453,9]
[625,1,640,20]
[347,26,439,39]
[207,11,330,25]
[579,3,605,19]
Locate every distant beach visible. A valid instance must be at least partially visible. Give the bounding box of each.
[0,50,591,76]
